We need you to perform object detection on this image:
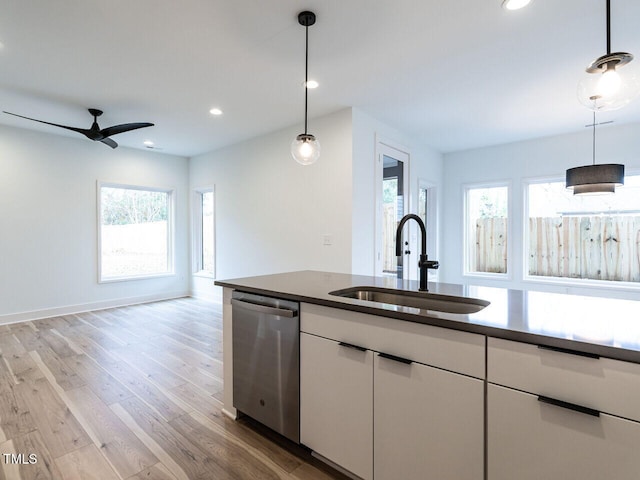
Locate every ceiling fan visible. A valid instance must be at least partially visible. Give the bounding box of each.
[2,108,154,149]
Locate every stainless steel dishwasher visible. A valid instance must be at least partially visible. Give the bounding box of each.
[231,290,300,443]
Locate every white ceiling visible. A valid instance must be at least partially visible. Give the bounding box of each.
[1,0,639,157]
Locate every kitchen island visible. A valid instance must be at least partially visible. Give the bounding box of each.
[216,270,640,480]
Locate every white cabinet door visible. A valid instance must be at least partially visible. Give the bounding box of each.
[488,384,640,480]
[300,333,373,480]
[374,354,484,480]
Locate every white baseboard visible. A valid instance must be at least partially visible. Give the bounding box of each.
[222,407,237,420]
[0,290,190,326]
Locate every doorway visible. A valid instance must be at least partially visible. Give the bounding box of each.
[375,140,410,279]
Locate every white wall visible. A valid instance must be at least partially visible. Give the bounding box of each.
[190,108,353,301]
[0,125,190,323]
[351,108,444,276]
[441,121,640,299]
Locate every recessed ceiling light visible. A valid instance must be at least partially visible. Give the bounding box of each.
[209,108,223,116]
[304,80,319,89]
[143,140,154,147]
[502,0,532,10]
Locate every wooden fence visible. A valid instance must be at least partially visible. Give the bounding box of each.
[383,204,398,273]
[528,216,640,282]
[475,216,640,282]
[473,218,508,273]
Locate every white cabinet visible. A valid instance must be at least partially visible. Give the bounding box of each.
[488,337,640,480]
[374,354,484,480]
[300,333,373,480]
[300,303,485,480]
[488,384,640,480]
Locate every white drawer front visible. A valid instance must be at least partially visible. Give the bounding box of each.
[488,384,640,480]
[301,303,485,379]
[488,337,640,422]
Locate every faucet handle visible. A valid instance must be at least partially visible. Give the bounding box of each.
[423,260,439,270]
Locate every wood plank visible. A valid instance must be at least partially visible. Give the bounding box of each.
[126,462,178,480]
[61,354,133,406]
[64,386,158,478]
[54,443,120,480]
[169,384,301,474]
[0,430,63,480]
[116,396,231,480]
[130,345,222,395]
[4,350,45,384]
[168,413,282,480]
[16,376,91,458]
[31,316,72,331]
[0,333,25,357]
[37,329,78,358]
[33,347,85,391]
[0,359,36,443]
[110,347,187,390]
[9,324,43,352]
[97,358,190,422]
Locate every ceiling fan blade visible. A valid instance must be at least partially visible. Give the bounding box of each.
[100,122,154,138]
[3,111,92,136]
[100,138,118,149]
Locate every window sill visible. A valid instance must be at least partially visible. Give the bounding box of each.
[523,275,640,292]
[463,272,511,281]
[99,272,175,284]
[193,271,215,279]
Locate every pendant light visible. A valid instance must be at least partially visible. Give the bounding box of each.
[291,11,320,166]
[566,109,624,195]
[577,0,639,111]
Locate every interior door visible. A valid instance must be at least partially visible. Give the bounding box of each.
[376,140,410,279]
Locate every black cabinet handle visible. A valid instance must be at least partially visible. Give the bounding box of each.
[537,395,600,417]
[338,341,367,352]
[538,344,600,360]
[378,352,413,365]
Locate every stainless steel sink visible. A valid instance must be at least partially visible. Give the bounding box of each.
[329,286,489,314]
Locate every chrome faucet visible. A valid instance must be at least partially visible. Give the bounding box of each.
[395,214,439,291]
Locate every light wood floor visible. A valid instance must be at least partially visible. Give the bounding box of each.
[0,298,348,480]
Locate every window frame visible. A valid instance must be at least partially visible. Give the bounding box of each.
[97,181,175,283]
[192,186,216,278]
[522,173,640,291]
[462,180,512,280]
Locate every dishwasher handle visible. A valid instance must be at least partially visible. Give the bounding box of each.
[231,298,297,318]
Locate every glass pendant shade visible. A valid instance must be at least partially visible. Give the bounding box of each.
[291,133,320,165]
[566,163,624,195]
[292,11,319,166]
[577,59,640,111]
[502,0,532,10]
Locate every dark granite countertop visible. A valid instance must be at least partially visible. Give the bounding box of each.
[215,270,640,364]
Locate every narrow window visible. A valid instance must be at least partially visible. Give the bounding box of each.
[465,185,509,275]
[193,188,215,276]
[99,183,173,281]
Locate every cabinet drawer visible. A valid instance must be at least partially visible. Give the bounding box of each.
[375,357,484,480]
[488,384,640,480]
[302,303,485,378]
[300,333,373,480]
[488,337,640,422]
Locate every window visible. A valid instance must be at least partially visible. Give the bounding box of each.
[98,183,174,281]
[464,185,509,275]
[526,175,640,284]
[193,188,215,277]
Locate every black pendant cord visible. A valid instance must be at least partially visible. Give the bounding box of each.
[304,24,309,135]
[606,0,611,55]
[592,110,597,166]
